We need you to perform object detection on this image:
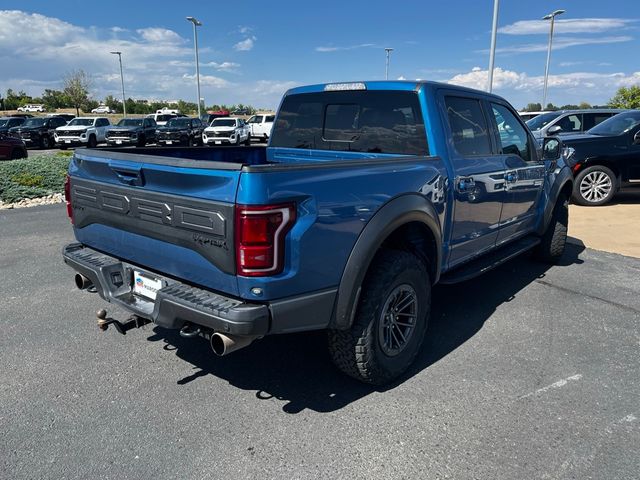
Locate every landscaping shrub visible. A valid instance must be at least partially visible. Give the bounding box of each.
[0,153,71,203]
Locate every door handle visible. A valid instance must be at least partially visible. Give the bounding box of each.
[110,164,144,186]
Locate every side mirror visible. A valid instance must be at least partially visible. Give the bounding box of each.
[634,131,640,145]
[542,137,562,161]
[547,125,562,135]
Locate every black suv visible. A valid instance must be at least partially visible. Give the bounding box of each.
[8,116,67,149]
[106,117,157,147]
[562,110,640,205]
[156,117,204,146]
[0,116,26,135]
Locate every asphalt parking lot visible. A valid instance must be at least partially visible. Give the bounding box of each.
[1,204,639,479]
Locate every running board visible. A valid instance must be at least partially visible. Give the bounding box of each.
[439,236,541,285]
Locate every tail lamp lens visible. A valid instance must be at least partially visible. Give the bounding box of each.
[235,203,296,276]
[64,174,74,224]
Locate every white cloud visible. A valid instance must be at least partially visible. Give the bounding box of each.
[234,36,256,51]
[498,18,637,35]
[447,67,640,104]
[136,27,185,44]
[0,11,291,108]
[182,73,229,88]
[238,26,252,35]
[315,43,376,52]
[486,35,633,54]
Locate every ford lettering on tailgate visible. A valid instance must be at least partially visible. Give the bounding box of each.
[70,177,235,273]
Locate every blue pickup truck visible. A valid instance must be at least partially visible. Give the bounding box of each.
[63,81,573,385]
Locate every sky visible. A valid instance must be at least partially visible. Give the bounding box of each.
[0,0,638,109]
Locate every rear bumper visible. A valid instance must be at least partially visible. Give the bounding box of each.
[62,243,336,336]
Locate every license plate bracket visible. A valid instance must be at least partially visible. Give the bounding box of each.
[132,270,163,301]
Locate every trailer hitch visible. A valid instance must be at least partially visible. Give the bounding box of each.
[96,309,150,335]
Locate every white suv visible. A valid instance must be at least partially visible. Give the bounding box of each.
[54,117,111,148]
[202,117,250,145]
[247,114,275,141]
[91,105,112,114]
[17,104,46,113]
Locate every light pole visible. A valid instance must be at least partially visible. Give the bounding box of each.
[384,48,393,80]
[186,16,202,118]
[110,51,126,117]
[542,9,565,109]
[487,0,500,92]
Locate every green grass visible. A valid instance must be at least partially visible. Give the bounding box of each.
[0,152,72,203]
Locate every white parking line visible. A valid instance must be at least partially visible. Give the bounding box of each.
[520,374,583,399]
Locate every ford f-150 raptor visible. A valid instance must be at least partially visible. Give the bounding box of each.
[62,81,572,385]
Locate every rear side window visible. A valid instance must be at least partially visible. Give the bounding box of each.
[270,91,428,155]
[266,115,275,122]
[582,113,613,131]
[444,96,491,156]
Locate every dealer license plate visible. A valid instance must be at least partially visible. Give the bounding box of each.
[116,140,122,144]
[166,140,173,145]
[132,271,163,300]
[215,140,221,145]
[65,140,71,144]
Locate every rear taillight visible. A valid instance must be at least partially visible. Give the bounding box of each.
[235,203,296,277]
[64,174,74,224]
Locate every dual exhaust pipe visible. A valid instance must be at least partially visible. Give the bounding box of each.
[75,273,256,356]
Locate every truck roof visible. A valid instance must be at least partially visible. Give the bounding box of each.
[285,80,509,103]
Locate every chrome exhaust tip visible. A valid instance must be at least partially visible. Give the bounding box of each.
[210,333,257,356]
[74,273,93,290]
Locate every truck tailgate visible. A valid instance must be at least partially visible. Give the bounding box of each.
[68,149,242,296]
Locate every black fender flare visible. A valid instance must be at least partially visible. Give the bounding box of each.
[331,193,442,330]
[537,165,573,235]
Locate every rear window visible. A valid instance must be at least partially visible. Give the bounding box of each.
[270,91,428,155]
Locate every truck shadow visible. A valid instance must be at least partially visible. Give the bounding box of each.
[147,243,585,414]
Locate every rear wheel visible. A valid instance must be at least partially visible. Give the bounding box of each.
[328,249,430,385]
[572,165,616,206]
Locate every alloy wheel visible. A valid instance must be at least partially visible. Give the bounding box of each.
[378,284,418,357]
[579,170,612,203]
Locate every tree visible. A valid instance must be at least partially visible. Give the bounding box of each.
[42,89,69,110]
[523,102,542,112]
[63,69,92,116]
[578,101,592,110]
[104,95,122,113]
[4,89,30,110]
[608,85,640,109]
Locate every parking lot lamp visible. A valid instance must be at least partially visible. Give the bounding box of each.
[186,16,203,118]
[110,51,126,118]
[542,9,565,109]
[384,48,393,80]
[487,0,499,92]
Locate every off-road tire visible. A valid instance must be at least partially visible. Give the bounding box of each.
[328,249,430,385]
[534,195,568,263]
[572,165,616,206]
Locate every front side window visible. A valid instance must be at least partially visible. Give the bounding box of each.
[270,90,428,155]
[555,114,582,133]
[491,103,531,162]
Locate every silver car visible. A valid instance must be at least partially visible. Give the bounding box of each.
[526,109,624,142]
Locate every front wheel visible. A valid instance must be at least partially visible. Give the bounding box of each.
[87,135,97,148]
[534,195,568,263]
[572,165,616,206]
[328,249,430,385]
[40,135,51,149]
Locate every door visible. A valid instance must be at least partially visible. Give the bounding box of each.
[443,94,506,267]
[489,102,545,245]
[623,125,640,182]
